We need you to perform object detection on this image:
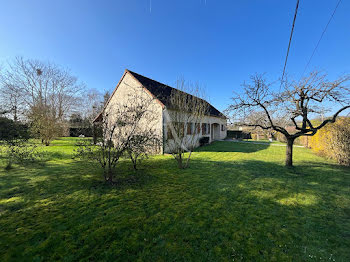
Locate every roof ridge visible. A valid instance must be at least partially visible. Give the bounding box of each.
[127,69,211,104]
[126,69,226,119]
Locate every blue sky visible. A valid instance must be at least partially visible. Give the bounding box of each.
[1,0,349,112]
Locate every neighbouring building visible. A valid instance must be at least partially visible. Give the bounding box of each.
[94,69,227,153]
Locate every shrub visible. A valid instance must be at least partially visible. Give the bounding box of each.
[199,137,209,146]
[309,117,350,166]
[329,118,350,166]
[3,142,39,169]
[0,117,39,169]
[250,133,258,141]
[0,117,29,140]
[276,128,309,147]
[294,136,309,147]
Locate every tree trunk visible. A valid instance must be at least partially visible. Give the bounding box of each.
[92,124,98,144]
[132,159,137,170]
[184,151,192,168]
[285,137,295,167]
[177,152,183,169]
[106,167,114,184]
[103,169,107,181]
[128,151,137,170]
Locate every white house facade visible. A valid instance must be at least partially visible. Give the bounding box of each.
[94,69,227,154]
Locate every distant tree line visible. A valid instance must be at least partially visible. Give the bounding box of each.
[0,56,110,145]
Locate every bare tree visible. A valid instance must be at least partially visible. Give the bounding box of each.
[0,57,85,144]
[0,83,24,121]
[75,87,160,183]
[126,129,160,170]
[28,104,64,146]
[78,89,111,123]
[165,79,209,169]
[226,71,350,167]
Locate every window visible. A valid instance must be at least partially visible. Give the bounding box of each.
[168,122,185,139]
[187,122,193,135]
[196,123,200,134]
[202,123,210,135]
[174,122,184,137]
[167,126,173,139]
[202,123,206,135]
[221,124,225,131]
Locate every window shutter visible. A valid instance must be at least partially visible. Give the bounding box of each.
[187,123,192,135]
[196,123,200,134]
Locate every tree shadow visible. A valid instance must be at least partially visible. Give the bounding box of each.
[1,151,350,261]
[196,141,270,153]
[0,159,157,203]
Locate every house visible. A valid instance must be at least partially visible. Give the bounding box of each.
[94,69,227,153]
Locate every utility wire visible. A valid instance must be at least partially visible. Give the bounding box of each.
[300,0,342,79]
[280,0,300,87]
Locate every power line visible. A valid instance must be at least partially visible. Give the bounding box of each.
[300,0,342,78]
[280,0,300,85]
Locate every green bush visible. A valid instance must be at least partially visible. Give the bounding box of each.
[0,117,39,169]
[0,117,29,141]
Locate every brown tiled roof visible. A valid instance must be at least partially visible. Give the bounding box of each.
[127,70,226,119]
[94,70,226,122]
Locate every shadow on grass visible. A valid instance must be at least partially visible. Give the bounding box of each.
[196,141,270,153]
[0,159,157,202]
[1,153,350,261]
[39,150,72,160]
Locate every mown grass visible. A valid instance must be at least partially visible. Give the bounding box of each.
[0,137,349,261]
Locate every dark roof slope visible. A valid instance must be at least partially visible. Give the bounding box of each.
[128,70,226,119]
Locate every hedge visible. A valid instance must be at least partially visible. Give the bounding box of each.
[309,117,350,166]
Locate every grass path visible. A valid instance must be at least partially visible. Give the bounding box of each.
[0,138,349,261]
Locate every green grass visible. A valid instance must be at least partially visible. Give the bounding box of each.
[0,138,349,261]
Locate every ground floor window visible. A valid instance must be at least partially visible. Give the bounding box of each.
[167,122,185,139]
[202,123,210,135]
[176,122,185,137]
[187,122,194,135]
[202,123,206,135]
[167,126,173,139]
[195,123,200,134]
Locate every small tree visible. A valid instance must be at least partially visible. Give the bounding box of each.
[227,71,350,167]
[28,104,63,146]
[126,131,160,170]
[165,80,209,169]
[75,88,160,183]
[0,117,36,169]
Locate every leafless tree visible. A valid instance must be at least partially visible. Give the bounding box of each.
[28,103,64,146]
[126,129,160,170]
[0,57,85,144]
[78,89,111,123]
[75,87,160,183]
[0,83,24,121]
[165,79,209,169]
[226,71,350,166]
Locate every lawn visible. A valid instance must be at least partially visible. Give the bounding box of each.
[0,138,349,261]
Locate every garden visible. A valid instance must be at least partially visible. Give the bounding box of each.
[1,138,349,261]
